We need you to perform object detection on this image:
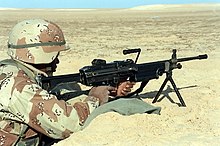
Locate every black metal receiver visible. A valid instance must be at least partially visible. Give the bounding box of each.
[41,49,208,107]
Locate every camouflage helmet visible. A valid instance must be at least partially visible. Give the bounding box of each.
[7,19,68,64]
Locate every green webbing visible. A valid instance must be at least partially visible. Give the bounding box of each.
[8,41,66,49]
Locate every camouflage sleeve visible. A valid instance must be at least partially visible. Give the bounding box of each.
[9,70,99,139]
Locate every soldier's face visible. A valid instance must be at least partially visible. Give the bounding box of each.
[51,57,60,72]
[33,54,60,76]
[44,55,60,76]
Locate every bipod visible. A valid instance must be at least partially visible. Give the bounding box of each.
[152,71,186,107]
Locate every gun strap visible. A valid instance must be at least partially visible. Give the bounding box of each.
[128,80,149,97]
[56,90,90,101]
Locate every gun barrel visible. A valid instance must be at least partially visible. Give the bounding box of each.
[177,54,208,62]
[198,54,208,59]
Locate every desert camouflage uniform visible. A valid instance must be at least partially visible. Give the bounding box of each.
[0,19,99,146]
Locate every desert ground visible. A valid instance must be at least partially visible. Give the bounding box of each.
[0,4,220,146]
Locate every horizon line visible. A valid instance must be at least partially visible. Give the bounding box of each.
[0,3,220,9]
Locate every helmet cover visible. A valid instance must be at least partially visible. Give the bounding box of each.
[7,19,68,64]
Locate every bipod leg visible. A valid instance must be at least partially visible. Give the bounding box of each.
[152,76,169,103]
[169,76,186,107]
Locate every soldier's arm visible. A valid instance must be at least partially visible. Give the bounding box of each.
[9,76,99,139]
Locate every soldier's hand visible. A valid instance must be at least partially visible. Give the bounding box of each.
[115,81,135,96]
[88,86,116,105]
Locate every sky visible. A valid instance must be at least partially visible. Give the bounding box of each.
[0,0,220,8]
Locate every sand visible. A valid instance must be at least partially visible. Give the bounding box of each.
[0,4,219,146]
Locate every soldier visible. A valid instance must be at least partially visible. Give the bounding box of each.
[0,19,135,145]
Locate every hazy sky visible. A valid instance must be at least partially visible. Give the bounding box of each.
[0,0,220,8]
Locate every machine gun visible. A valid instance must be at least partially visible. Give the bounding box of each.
[40,49,208,107]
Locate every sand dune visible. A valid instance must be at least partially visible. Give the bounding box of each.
[129,3,220,12]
